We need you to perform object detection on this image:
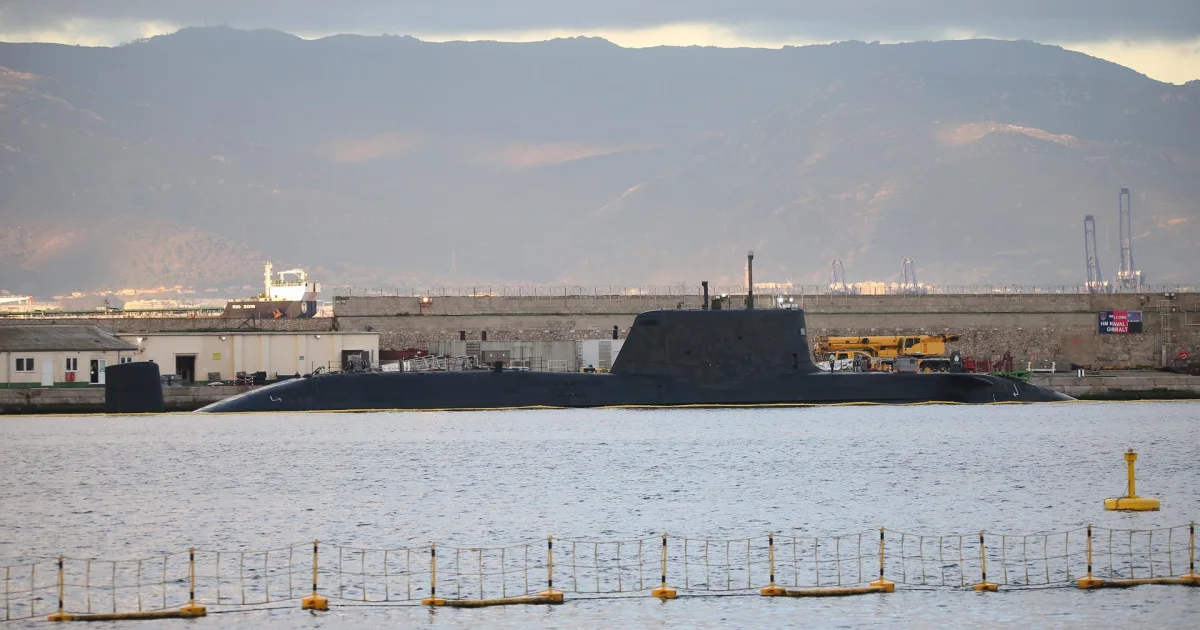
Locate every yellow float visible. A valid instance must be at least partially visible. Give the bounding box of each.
[1104,450,1160,511]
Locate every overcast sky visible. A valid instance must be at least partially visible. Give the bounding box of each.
[2,0,1197,83]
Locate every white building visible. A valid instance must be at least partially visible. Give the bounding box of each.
[0,325,138,387]
[119,331,378,383]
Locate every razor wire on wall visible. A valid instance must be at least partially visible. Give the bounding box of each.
[329,284,1196,299]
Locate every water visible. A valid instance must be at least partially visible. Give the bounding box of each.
[2,402,1198,627]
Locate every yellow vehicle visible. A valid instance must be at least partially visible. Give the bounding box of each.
[814,334,961,372]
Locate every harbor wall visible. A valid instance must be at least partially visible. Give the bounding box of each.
[0,385,248,414]
[5,293,1198,369]
[334,293,1200,369]
[1030,373,1200,399]
[332,294,701,316]
[332,293,1184,317]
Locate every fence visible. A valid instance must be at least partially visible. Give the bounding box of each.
[332,358,575,374]
[0,309,225,321]
[328,284,1198,299]
[4,523,1196,622]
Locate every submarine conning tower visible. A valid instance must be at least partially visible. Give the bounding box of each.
[610,308,821,381]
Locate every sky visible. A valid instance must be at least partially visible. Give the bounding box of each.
[1,0,1198,84]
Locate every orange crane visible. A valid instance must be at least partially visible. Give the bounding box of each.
[813,334,962,372]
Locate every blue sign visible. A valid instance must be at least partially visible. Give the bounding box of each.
[1099,311,1143,334]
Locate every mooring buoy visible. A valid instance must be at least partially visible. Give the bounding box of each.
[1104,449,1160,511]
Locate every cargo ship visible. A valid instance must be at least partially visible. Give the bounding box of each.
[222,263,320,320]
[195,306,1072,413]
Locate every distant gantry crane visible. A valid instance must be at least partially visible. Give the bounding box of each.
[1114,187,1143,292]
[899,258,919,294]
[1083,214,1106,293]
[828,258,850,294]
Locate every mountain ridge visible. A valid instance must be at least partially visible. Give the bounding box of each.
[0,27,1196,293]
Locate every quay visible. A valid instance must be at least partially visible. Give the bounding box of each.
[0,384,243,414]
[1031,372,1200,400]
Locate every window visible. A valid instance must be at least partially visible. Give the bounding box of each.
[15,357,34,372]
[65,357,79,372]
[119,357,133,364]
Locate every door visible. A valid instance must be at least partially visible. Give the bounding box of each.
[175,355,196,383]
[90,359,107,385]
[40,360,53,387]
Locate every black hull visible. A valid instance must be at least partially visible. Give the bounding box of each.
[197,370,1071,413]
[194,308,1073,414]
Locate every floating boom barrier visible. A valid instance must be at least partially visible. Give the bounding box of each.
[3,523,1197,622]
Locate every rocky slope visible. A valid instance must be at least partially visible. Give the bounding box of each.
[0,29,1196,293]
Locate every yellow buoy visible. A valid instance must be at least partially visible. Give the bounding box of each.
[650,533,678,599]
[1104,450,1160,511]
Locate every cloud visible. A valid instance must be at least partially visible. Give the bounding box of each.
[331,133,426,164]
[412,22,827,49]
[1,1,1197,83]
[1064,38,1200,85]
[0,16,178,47]
[472,141,657,170]
[1,0,1196,42]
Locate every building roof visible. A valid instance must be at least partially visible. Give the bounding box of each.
[0,325,138,352]
[121,331,374,337]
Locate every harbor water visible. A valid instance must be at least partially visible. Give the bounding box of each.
[2,402,1198,627]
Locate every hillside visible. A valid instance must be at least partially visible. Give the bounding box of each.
[0,28,1197,293]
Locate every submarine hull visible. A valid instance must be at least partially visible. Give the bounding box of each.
[195,308,1072,413]
[197,370,1070,413]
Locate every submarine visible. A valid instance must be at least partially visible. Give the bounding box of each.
[196,305,1072,413]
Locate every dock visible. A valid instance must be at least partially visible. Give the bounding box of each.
[0,385,246,414]
[1031,371,1200,400]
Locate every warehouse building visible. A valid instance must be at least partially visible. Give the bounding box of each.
[0,325,137,387]
[119,331,379,383]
